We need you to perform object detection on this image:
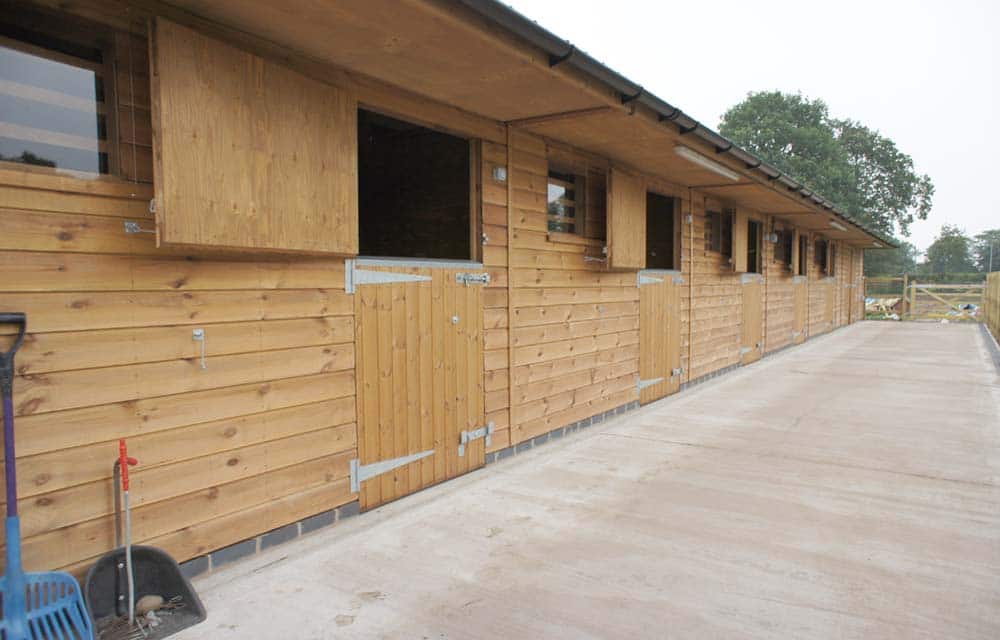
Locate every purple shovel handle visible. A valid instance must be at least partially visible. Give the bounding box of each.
[0,312,27,518]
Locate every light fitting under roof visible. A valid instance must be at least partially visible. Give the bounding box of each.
[674,146,741,182]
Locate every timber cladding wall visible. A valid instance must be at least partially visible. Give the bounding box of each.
[0,177,357,575]
[507,131,639,445]
[0,27,357,572]
[687,195,742,379]
[764,220,796,354]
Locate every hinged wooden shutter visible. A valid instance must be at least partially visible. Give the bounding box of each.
[607,167,645,270]
[150,18,358,254]
[732,208,749,272]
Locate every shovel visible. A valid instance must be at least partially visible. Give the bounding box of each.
[0,312,94,639]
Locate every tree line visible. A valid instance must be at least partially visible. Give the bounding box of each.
[718,91,996,277]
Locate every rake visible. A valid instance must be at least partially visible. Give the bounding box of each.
[0,312,93,640]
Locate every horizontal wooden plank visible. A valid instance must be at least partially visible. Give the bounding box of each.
[0,185,151,218]
[511,268,636,289]
[514,301,639,328]
[15,370,356,457]
[513,359,635,406]
[513,387,636,444]
[15,344,354,416]
[512,343,638,387]
[0,168,154,199]
[0,289,353,333]
[13,397,355,500]
[0,250,347,291]
[512,287,638,308]
[31,451,353,571]
[16,316,354,374]
[512,373,634,424]
[10,423,357,542]
[512,315,638,347]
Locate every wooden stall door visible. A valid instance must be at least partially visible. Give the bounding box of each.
[741,276,763,364]
[638,272,681,404]
[824,281,836,331]
[845,248,855,324]
[353,263,486,510]
[793,278,808,344]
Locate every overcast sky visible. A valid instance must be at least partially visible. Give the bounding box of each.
[504,0,998,253]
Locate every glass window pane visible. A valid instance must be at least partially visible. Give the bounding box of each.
[0,43,105,174]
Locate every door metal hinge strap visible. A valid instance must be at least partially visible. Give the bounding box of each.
[637,377,664,391]
[345,259,432,293]
[458,421,495,457]
[350,449,435,493]
[456,272,491,286]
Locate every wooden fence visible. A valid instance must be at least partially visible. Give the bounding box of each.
[986,273,1000,340]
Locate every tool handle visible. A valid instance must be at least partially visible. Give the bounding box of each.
[1,312,26,518]
[119,439,137,490]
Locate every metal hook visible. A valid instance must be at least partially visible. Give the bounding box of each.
[192,328,207,369]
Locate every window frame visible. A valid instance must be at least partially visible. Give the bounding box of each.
[0,10,120,178]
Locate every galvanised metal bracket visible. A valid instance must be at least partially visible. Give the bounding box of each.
[350,449,435,493]
[345,259,432,294]
[456,272,491,286]
[671,367,684,378]
[637,273,664,287]
[741,273,764,284]
[458,421,495,457]
[637,376,664,391]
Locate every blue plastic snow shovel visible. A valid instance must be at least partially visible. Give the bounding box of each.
[0,312,93,640]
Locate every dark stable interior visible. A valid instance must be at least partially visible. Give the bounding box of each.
[358,109,470,260]
[645,192,675,269]
[747,219,761,273]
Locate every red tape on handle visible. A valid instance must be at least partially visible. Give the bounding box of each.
[119,439,137,490]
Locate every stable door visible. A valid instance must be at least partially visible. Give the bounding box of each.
[793,277,808,344]
[741,275,763,364]
[351,259,488,510]
[638,271,682,404]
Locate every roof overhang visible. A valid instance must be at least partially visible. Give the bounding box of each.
[161,0,895,248]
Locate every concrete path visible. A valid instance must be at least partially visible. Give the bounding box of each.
[176,322,1000,639]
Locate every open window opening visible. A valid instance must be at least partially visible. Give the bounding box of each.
[774,227,794,270]
[546,162,606,242]
[814,238,829,275]
[705,208,734,261]
[747,218,762,274]
[0,8,118,176]
[646,192,678,270]
[358,109,474,260]
[798,234,809,276]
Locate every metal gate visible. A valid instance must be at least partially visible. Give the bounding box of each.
[638,270,682,404]
[349,258,489,510]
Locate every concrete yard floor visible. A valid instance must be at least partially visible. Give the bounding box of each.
[176,322,1000,639]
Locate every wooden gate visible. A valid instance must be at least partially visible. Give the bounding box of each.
[740,275,763,364]
[350,259,487,510]
[793,276,807,344]
[904,282,984,322]
[638,271,681,404]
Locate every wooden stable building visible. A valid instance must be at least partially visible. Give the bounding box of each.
[0,0,890,575]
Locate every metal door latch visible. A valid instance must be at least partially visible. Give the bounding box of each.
[671,367,684,378]
[123,221,155,234]
[458,422,495,456]
[455,272,491,286]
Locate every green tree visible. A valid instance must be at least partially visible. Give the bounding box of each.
[923,225,975,274]
[863,241,918,276]
[719,91,933,237]
[972,229,1000,272]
